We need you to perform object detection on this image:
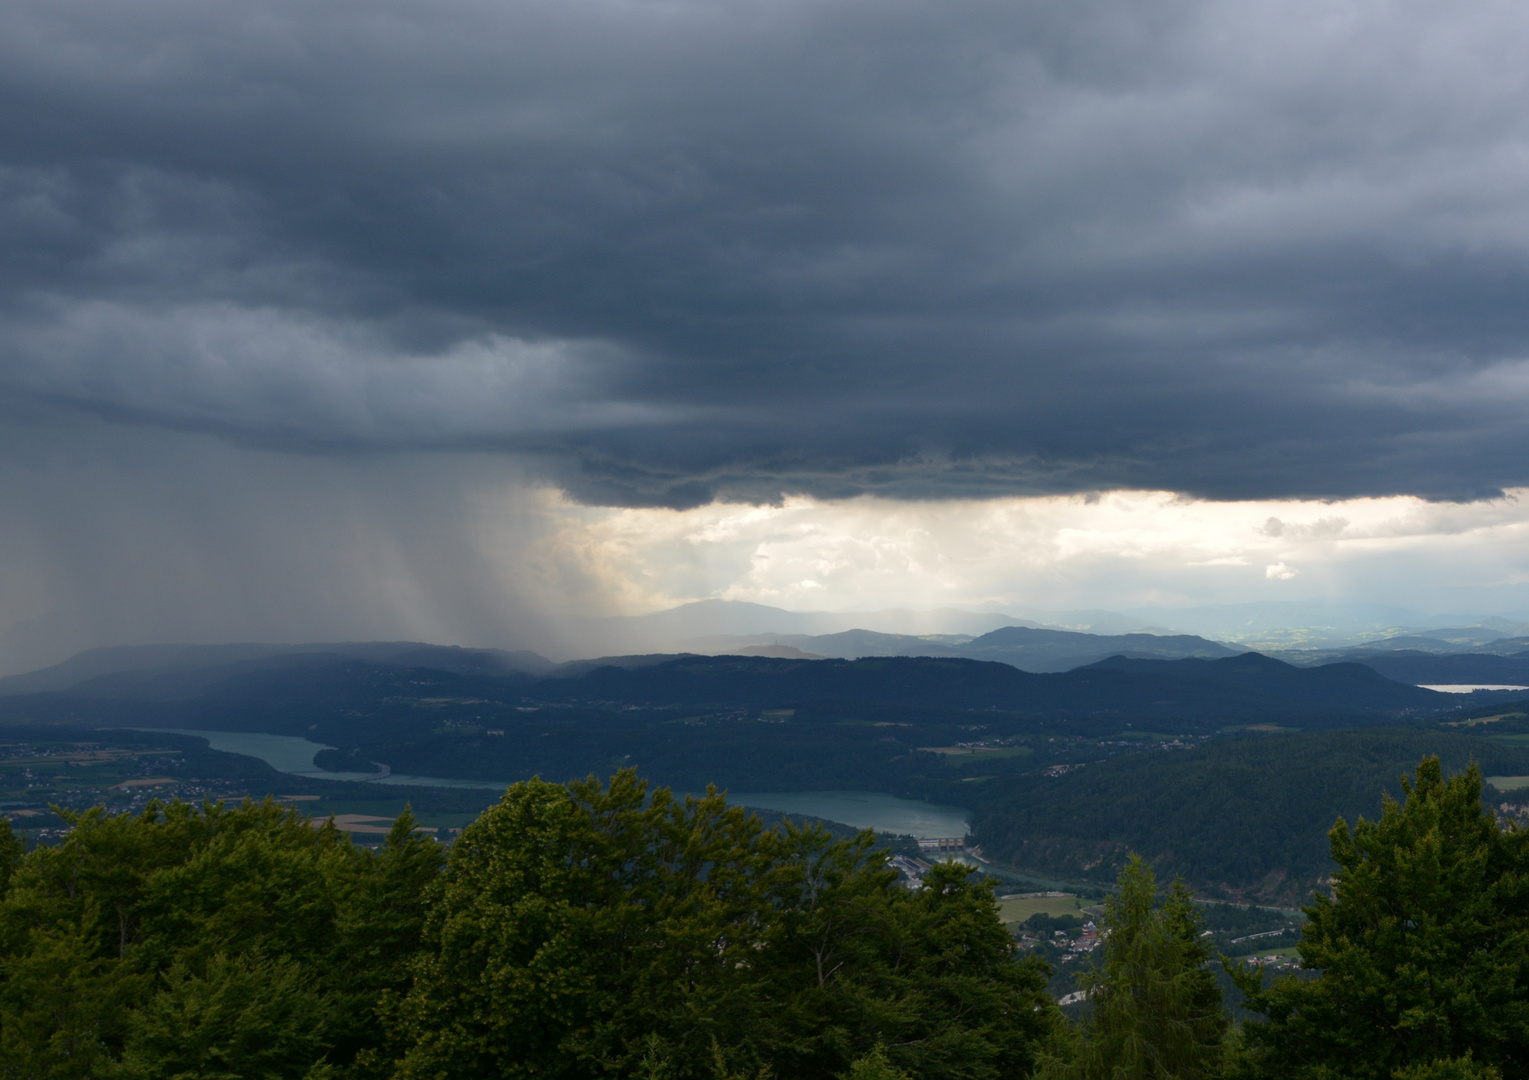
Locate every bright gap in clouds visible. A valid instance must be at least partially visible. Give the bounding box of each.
[518,488,1529,617]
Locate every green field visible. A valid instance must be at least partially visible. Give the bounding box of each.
[1485,775,1529,791]
[0,741,190,806]
[1455,712,1529,729]
[997,893,1089,923]
[1232,943,1301,962]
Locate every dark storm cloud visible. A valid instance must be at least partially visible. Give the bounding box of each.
[5,0,1529,506]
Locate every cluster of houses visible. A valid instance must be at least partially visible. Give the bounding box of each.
[1496,800,1529,826]
[1015,919,1101,960]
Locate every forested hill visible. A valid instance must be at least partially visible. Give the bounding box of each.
[1080,652,1435,707]
[971,728,1529,905]
[1327,649,1529,686]
[543,652,1443,722]
[1,650,1446,732]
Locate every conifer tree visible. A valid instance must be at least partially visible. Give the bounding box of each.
[0,816,22,898]
[1041,855,1226,1080]
[1235,758,1529,1080]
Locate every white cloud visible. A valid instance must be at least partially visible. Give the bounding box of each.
[511,488,1529,615]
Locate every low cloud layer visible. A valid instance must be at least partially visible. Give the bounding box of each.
[6,0,1529,506]
[535,488,1529,618]
[5,419,1527,676]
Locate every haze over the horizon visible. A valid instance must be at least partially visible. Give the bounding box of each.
[5,0,1529,672]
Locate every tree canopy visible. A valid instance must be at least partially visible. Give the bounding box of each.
[0,772,1054,1079]
[1235,758,1529,1080]
[1039,856,1226,1080]
[6,756,1528,1079]
[396,770,1055,1080]
[0,798,442,1079]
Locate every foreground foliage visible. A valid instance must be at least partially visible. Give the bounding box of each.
[1235,759,1529,1080]
[0,772,1053,1079]
[1041,857,1226,1080]
[3,756,1526,1080]
[0,799,441,1079]
[396,772,1054,1080]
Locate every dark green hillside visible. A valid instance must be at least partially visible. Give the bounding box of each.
[1081,652,1436,709]
[0,651,1455,806]
[971,728,1529,905]
[2,649,1447,738]
[544,652,1443,725]
[1344,649,1529,685]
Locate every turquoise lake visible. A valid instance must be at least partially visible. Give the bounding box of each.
[728,791,970,839]
[129,730,973,835]
[132,729,507,789]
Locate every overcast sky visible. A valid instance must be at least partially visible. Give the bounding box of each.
[5,0,1529,668]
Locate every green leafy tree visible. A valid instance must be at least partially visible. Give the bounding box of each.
[396,770,777,1080]
[115,952,337,1080]
[0,797,438,1078]
[841,1044,911,1080]
[333,807,447,1078]
[0,817,22,899]
[396,769,1055,1080]
[1391,1058,1502,1080]
[1040,855,1226,1080]
[0,925,142,1080]
[1235,758,1529,1080]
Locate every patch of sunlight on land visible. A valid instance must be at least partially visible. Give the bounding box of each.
[997,894,1087,924]
[1485,776,1529,791]
[1450,712,1528,728]
[1233,944,1302,964]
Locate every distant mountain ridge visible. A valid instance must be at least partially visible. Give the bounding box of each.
[555,599,1529,657]
[680,625,1244,672]
[12,597,1529,696]
[534,651,1444,725]
[1119,601,1529,648]
[0,641,556,697]
[0,640,1449,729]
[550,600,1055,656]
